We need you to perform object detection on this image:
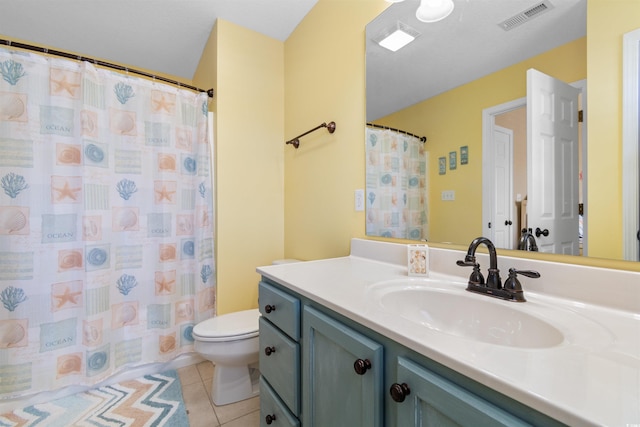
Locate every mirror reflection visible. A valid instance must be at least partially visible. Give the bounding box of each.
[365,0,596,256]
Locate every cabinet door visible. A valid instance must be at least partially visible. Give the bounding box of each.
[393,357,530,427]
[303,306,383,427]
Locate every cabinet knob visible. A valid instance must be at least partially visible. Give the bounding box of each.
[264,304,276,313]
[353,358,372,375]
[265,414,277,424]
[389,382,411,403]
[264,346,276,356]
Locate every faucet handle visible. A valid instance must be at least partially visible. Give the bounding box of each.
[456,253,476,266]
[509,269,541,279]
[456,259,485,285]
[503,268,540,302]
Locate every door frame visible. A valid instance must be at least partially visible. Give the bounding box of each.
[622,28,640,261]
[492,125,515,249]
[482,80,588,252]
[482,98,525,243]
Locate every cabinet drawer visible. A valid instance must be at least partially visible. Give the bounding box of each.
[259,281,300,340]
[260,377,300,427]
[259,317,300,415]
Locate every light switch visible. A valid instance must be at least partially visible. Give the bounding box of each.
[441,190,455,201]
[355,189,365,211]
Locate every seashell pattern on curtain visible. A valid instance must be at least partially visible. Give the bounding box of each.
[365,127,428,240]
[0,47,215,398]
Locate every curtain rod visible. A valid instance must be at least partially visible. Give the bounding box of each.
[0,39,214,98]
[366,123,426,143]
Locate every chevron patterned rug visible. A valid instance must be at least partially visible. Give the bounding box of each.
[0,370,188,427]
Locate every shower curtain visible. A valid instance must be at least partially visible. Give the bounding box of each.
[365,127,428,240]
[0,47,215,398]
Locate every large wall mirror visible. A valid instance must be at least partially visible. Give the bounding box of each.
[365,0,640,263]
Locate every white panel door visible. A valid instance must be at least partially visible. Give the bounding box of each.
[527,69,580,254]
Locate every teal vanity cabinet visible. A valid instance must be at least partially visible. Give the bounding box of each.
[258,281,301,427]
[302,306,384,427]
[259,277,565,427]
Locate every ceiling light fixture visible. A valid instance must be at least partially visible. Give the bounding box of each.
[375,22,420,52]
[416,0,455,23]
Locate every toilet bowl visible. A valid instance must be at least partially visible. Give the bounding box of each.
[192,308,260,406]
[192,260,300,406]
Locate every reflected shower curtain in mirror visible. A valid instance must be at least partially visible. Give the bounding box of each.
[0,47,215,398]
[365,127,428,240]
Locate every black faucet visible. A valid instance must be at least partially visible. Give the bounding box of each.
[456,236,502,288]
[457,237,540,302]
[518,228,539,251]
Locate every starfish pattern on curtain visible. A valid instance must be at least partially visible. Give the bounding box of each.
[0,47,215,398]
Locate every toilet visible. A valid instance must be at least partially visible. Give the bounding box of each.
[192,259,299,406]
[192,308,261,405]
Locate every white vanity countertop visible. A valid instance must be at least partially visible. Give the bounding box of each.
[257,239,640,427]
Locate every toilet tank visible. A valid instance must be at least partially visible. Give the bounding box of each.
[272,259,301,265]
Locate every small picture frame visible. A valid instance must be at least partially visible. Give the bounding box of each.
[449,151,457,170]
[460,146,469,165]
[407,244,429,277]
[438,157,446,175]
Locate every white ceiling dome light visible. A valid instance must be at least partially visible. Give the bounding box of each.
[416,0,455,23]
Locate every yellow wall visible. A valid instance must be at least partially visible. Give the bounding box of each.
[587,0,640,260]
[8,0,639,318]
[375,38,586,245]
[283,1,640,272]
[193,20,286,314]
[283,0,389,260]
[192,0,640,302]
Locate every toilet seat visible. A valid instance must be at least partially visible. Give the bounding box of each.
[192,308,260,342]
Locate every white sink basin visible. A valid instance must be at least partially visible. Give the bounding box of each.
[370,279,565,348]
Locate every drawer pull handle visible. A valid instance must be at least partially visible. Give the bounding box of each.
[265,304,276,313]
[390,382,411,403]
[264,346,276,356]
[353,358,371,375]
[265,414,277,424]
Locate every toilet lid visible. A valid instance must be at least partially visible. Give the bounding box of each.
[192,308,260,341]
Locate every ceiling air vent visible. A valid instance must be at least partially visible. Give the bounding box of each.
[499,0,555,31]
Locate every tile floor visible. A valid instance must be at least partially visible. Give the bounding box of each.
[177,361,260,427]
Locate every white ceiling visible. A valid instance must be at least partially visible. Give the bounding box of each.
[366,0,586,121]
[0,0,318,80]
[0,0,586,119]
